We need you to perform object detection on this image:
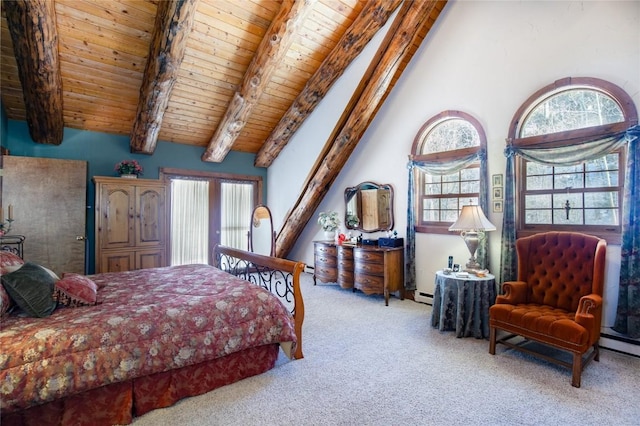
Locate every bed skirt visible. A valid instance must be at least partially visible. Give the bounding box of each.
[2,344,280,426]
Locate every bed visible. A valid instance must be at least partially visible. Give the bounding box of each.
[0,245,305,425]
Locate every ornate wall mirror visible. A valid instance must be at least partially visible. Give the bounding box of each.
[344,182,394,232]
[248,204,275,256]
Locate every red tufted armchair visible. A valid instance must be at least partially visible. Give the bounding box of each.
[489,231,606,387]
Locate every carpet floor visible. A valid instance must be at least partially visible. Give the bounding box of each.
[132,272,640,425]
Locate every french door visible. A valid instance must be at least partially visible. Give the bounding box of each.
[161,169,261,266]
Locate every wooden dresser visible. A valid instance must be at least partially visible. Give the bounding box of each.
[94,177,167,273]
[313,241,404,305]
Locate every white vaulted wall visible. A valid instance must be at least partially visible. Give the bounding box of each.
[268,1,640,351]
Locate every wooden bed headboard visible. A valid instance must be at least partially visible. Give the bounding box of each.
[213,245,306,359]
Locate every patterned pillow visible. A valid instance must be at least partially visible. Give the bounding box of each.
[1,262,57,317]
[54,273,98,307]
[0,251,25,275]
[0,285,12,316]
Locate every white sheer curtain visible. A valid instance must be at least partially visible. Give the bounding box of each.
[170,179,209,265]
[220,182,253,250]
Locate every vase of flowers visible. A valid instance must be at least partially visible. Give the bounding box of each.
[318,211,340,240]
[115,160,143,178]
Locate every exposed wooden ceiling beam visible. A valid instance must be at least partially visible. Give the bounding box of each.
[254,0,402,168]
[4,0,63,145]
[130,0,200,154]
[201,0,317,163]
[275,0,441,258]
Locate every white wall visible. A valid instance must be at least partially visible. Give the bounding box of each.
[269,1,639,331]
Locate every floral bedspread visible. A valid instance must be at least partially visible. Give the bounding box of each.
[0,264,297,412]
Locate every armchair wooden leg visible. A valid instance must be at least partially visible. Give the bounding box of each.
[489,327,496,355]
[594,343,600,362]
[571,353,582,388]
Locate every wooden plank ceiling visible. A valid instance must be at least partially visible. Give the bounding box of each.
[1,0,446,167]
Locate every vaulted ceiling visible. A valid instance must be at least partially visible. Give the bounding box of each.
[1,0,447,257]
[1,0,446,167]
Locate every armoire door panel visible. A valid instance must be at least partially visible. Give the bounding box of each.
[101,186,135,248]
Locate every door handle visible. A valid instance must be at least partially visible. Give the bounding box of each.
[76,236,87,241]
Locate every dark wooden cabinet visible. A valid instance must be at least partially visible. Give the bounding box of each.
[94,177,167,273]
[313,241,404,305]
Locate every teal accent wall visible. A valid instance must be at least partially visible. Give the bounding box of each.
[5,119,267,273]
[0,102,7,148]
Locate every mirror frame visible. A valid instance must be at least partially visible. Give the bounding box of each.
[344,182,394,232]
[248,204,275,257]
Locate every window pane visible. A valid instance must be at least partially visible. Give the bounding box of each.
[443,182,459,194]
[555,164,583,174]
[553,208,582,225]
[526,162,553,175]
[441,198,459,210]
[521,89,624,137]
[461,181,479,194]
[423,198,440,210]
[441,209,459,222]
[585,192,618,208]
[171,179,210,266]
[421,118,480,154]
[526,210,551,224]
[527,175,552,190]
[460,168,479,180]
[585,209,618,225]
[586,171,618,187]
[423,210,439,222]
[423,174,440,184]
[586,153,618,171]
[442,174,458,182]
[553,193,583,209]
[554,173,584,189]
[221,182,253,250]
[425,183,441,195]
[525,194,551,209]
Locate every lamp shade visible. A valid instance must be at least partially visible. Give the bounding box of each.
[449,205,496,232]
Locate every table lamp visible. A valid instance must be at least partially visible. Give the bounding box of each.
[448,204,496,272]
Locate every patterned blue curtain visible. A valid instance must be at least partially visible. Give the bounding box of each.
[499,147,517,285]
[406,149,489,291]
[613,125,640,338]
[406,163,417,291]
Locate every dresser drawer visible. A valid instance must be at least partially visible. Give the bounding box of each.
[315,243,337,257]
[353,249,383,263]
[315,253,337,268]
[315,265,337,282]
[338,270,354,288]
[354,261,385,276]
[354,273,384,294]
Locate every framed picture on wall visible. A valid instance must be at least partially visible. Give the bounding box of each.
[492,174,503,187]
[493,187,503,200]
[493,200,503,213]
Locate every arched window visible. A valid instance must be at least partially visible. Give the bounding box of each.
[410,111,488,234]
[507,77,638,243]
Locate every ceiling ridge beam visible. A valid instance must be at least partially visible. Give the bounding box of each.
[4,0,63,145]
[130,0,200,154]
[201,0,318,163]
[254,0,402,168]
[275,0,442,258]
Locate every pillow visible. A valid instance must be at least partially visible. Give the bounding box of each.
[0,251,25,275]
[1,262,57,317]
[54,273,98,307]
[0,285,12,316]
